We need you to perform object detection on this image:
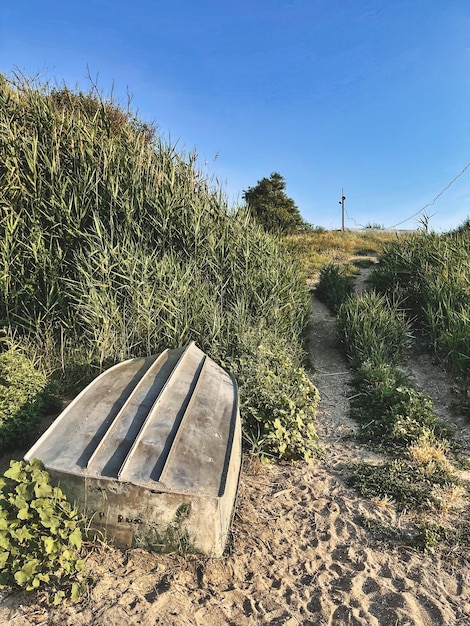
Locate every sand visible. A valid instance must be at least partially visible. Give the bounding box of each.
[1,276,470,625]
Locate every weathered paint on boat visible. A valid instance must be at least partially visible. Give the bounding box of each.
[25,342,241,556]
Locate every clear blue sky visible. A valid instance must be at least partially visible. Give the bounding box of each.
[2,0,469,231]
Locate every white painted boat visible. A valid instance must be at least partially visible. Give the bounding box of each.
[25,342,241,557]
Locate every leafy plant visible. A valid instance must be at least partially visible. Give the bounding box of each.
[413,519,470,556]
[355,385,447,450]
[0,459,86,604]
[350,360,451,451]
[224,327,320,461]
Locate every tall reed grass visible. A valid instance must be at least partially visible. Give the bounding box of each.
[336,291,413,367]
[0,74,307,359]
[370,228,470,382]
[315,263,355,313]
[0,72,317,459]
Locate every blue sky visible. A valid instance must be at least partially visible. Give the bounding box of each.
[1,0,469,231]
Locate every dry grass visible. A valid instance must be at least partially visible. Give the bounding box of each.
[409,436,451,470]
[284,229,404,279]
[430,484,468,514]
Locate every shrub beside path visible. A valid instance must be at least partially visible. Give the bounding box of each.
[1,271,470,625]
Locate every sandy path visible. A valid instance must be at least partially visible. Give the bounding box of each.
[1,279,470,625]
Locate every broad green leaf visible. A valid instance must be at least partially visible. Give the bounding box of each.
[28,459,45,471]
[68,527,82,550]
[38,506,60,533]
[60,549,74,573]
[36,572,50,583]
[53,590,65,605]
[53,486,65,500]
[71,581,83,601]
[28,575,41,589]
[4,462,26,482]
[31,468,50,484]
[33,481,53,498]
[11,526,33,542]
[75,559,85,572]
[42,536,57,554]
[0,550,8,568]
[63,519,77,529]
[17,506,31,520]
[12,495,28,511]
[30,497,49,510]
[15,482,32,500]
[14,559,39,586]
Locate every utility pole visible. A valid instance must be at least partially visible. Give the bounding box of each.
[339,189,346,231]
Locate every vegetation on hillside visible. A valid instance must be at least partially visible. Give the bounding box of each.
[0,71,322,600]
[2,66,469,597]
[369,228,470,386]
[321,224,470,555]
[285,228,401,278]
[0,72,319,462]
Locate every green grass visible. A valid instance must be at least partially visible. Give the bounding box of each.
[348,456,460,512]
[369,228,470,385]
[315,263,356,314]
[336,291,413,368]
[0,72,318,462]
[328,237,470,556]
[0,347,58,452]
[349,360,452,449]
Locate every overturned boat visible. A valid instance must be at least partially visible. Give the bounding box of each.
[25,342,241,557]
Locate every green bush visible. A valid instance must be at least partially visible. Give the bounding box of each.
[350,360,449,450]
[352,359,409,392]
[438,308,470,381]
[337,291,413,368]
[354,385,446,450]
[0,459,86,604]
[0,348,49,451]
[412,521,470,554]
[316,263,355,314]
[224,327,320,461]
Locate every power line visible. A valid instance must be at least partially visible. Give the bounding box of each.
[386,160,470,229]
[341,160,470,231]
[344,206,366,229]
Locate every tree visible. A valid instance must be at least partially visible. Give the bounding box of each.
[243,172,306,234]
